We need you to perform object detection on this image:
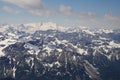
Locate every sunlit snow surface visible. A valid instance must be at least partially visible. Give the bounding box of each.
[0,22,120,80]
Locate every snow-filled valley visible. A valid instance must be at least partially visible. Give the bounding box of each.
[0,22,120,80]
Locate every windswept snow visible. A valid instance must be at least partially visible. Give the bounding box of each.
[0,39,17,56]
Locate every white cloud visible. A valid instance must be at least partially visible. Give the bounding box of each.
[3,6,20,14]
[104,13,118,20]
[59,5,73,15]
[59,5,95,18]
[3,0,43,9]
[103,13,120,29]
[3,0,95,17]
[74,12,120,29]
[2,0,120,29]
[77,12,95,18]
[3,0,55,16]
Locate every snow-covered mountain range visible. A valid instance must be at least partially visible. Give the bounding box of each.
[0,22,120,80]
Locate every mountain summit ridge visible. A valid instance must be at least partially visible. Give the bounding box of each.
[0,22,120,80]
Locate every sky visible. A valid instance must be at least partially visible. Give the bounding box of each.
[0,0,120,29]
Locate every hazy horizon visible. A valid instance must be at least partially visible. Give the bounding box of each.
[0,0,120,29]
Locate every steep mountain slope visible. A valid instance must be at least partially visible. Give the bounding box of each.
[0,23,120,80]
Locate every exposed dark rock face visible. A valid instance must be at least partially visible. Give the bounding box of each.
[0,28,120,80]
